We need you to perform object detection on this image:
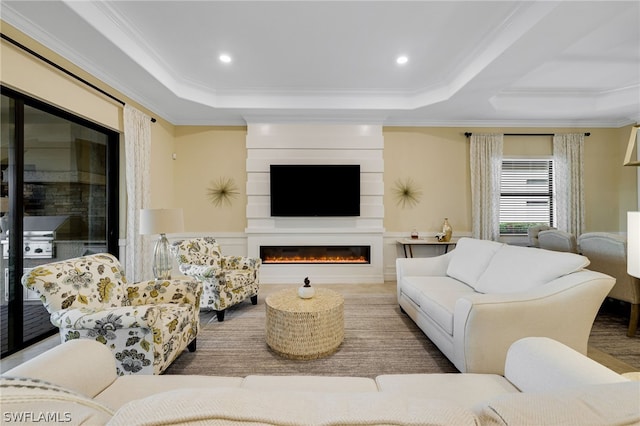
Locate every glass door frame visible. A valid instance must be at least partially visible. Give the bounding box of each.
[1,85,120,357]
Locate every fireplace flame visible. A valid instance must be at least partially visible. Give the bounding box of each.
[264,256,368,264]
[260,245,371,265]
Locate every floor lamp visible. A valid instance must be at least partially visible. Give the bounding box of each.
[629,211,640,279]
[140,208,184,280]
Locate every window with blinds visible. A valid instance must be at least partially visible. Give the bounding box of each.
[500,159,555,235]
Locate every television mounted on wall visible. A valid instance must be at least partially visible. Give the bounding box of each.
[270,164,360,217]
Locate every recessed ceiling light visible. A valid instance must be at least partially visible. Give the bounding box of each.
[396,56,408,65]
[219,54,232,64]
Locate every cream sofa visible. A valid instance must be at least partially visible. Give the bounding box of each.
[396,237,615,374]
[2,338,638,425]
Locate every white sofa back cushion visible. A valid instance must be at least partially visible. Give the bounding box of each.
[474,245,589,294]
[476,382,640,426]
[108,387,479,425]
[446,238,503,288]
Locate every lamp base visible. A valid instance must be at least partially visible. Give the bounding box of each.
[152,233,172,280]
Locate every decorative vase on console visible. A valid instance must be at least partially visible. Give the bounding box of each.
[298,277,315,299]
[442,218,453,242]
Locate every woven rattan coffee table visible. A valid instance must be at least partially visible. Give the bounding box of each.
[265,288,344,360]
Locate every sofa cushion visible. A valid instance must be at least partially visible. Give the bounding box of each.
[94,375,244,410]
[242,375,378,392]
[474,244,589,294]
[406,277,476,335]
[108,387,479,425]
[376,373,519,407]
[446,238,503,288]
[1,376,114,424]
[476,382,640,426]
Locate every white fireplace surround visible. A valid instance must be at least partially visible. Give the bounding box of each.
[245,124,385,284]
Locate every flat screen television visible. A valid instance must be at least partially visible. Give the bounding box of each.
[270,164,360,217]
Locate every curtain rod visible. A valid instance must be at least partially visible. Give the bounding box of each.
[465,132,590,137]
[1,33,156,123]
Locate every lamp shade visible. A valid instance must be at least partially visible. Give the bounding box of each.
[139,208,184,235]
[629,211,640,278]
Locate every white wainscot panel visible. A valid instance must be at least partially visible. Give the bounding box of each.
[360,203,385,219]
[246,135,383,150]
[248,148,383,160]
[246,201,271,219]
[247,157,383,173]
[247,123,382,137]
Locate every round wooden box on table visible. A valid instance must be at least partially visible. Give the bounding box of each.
[265,287,344,360]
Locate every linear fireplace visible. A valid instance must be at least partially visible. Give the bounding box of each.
[260,245,370,264]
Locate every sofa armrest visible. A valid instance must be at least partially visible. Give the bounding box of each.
[396,252,455,301]
[504,337,628,392]
[179,263,221,279]
[452,270,614,374]
[396,251,454,279]
[125,278,202,306]
[53,305,162,330]
[2,339,117,398]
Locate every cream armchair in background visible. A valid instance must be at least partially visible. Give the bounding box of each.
[21,253,201,375]
[538,229,578,253]
[527,224,555,247]
[578,232,640,337]
[171,237,261,322]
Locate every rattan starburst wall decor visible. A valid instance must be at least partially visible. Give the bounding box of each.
[206,177,239,207]
[393,178,422,209]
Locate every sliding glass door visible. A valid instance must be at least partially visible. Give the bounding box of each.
[0,88,119,356]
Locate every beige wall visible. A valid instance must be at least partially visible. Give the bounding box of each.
[173,126,248,232]
[383,127,637,234]
[149,118,178,208]
[585,126,638,231]
[383,127,471,234]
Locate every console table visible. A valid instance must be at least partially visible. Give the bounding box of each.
[397,237,459,258]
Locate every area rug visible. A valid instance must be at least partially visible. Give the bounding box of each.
[164,284,457,377]
[164,283,640,377]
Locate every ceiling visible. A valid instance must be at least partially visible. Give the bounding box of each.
[2,1,639,127]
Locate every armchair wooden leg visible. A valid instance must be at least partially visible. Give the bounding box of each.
[216,310,225,322]
[188,338,197,352]
[628,303,639,337]
[251,295,258,305]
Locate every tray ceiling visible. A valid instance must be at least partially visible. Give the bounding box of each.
[2,1,639,126]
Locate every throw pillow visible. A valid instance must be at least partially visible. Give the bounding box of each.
[446,238,503,289]
[474,245,589,294]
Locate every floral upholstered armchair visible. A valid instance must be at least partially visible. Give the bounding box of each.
[21,253,201,375]
[171,237,261,322]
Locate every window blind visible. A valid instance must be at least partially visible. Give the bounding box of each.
[500,159,554,235]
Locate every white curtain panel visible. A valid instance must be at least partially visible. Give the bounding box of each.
[470,133,503,241]
[124,105,151,282]
[553,133,585,237]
